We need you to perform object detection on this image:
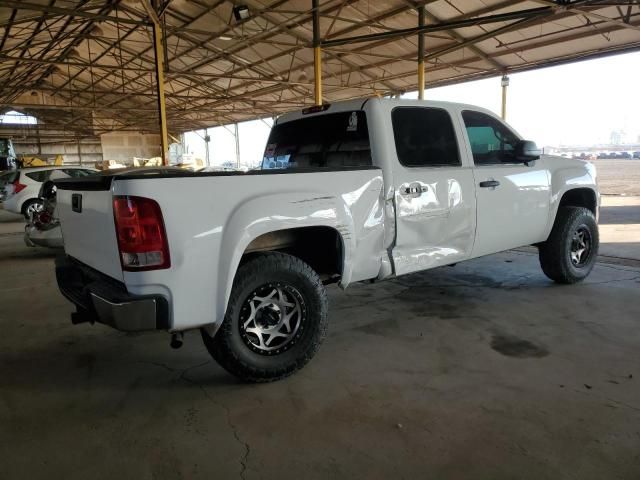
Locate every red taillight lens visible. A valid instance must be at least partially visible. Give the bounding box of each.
[13,180,27,194]
[113,196,170,271]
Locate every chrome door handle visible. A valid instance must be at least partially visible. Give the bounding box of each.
[402,183,427,196]
[479,180,500,188]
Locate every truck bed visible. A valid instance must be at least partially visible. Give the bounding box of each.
[54,166,386,330]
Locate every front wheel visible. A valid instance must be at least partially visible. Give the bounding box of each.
[539,206,599,284]
[202,252,328,382]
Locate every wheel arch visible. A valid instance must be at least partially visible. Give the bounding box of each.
[558,188,597,215]
[241,226,345,281]
[213,193,356,334]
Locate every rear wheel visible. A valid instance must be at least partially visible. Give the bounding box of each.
[539,206,598,284]
[202,252,328,382]
[22,198,44,220]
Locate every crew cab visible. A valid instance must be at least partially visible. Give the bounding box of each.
[53,98,599,382]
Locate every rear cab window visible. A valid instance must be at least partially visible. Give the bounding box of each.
[391,107,461,167]
[262,111,372,170]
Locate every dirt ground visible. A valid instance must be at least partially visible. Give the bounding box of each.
[590,159,640,196]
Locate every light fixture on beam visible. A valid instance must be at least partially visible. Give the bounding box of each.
[90,25,104,37]
[68,48,83,61]
[232,5,250,22]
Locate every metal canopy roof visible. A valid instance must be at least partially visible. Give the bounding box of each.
[1,0,640,136]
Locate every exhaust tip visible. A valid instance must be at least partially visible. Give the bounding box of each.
[170,332,184,349]
[71,310,93,325]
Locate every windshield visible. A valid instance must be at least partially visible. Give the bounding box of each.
[261,111,372,170]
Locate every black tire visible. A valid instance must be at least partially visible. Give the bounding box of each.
[21,198,43,220]
[539,206,599,284]
[201,252,328,382]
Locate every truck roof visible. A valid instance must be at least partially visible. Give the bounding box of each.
[275,96,500,126]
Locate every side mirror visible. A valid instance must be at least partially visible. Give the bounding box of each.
[515,140,541,163]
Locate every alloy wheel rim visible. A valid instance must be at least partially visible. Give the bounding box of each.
[26,202,43,218]
[239,283,306,355]
[570,225,592,267]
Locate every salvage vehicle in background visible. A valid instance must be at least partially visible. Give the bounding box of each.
[2,166,97,219]
[53,98,600,382]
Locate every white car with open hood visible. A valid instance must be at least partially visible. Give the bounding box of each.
[53,98,599,382]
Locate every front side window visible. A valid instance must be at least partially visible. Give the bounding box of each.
[462,110,520,165]
[261,111,371,170]
[391,107,460,168]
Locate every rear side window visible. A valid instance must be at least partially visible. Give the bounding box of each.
[63,169,95,177]
[25,170,52,182]
[0,171,19,185]
[262,111,371,170]
[462,110,520,165]
[391,107,460,167]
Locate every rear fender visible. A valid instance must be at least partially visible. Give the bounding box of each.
[216,192,355,326]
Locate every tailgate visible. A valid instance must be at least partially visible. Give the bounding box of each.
[55,176,123,281]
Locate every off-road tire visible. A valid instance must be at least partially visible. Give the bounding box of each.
[201,252,328,382]
[539,206,598,284]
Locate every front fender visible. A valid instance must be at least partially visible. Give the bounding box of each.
[546,158,599,236]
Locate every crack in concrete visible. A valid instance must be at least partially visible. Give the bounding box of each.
[140,359,251,479]
[179,370,251,480]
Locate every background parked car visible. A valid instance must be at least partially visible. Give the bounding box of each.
[2,166,96,218]
[24,166,184,249]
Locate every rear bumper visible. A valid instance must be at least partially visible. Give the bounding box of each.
[55,255,169,332]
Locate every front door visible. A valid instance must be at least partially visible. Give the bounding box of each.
[390,106,477,276]
[460,110,551,258]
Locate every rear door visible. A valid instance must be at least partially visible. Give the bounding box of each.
[461,110,551,257]
[390,106,477,275]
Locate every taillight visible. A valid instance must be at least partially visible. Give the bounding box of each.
[13,179,27,194]
[113,196,170,271]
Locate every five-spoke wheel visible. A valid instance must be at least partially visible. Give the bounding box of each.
[539,206,598,284]
[202,252,328,382]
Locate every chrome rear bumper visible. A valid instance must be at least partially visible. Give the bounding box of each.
[55,255,169,332]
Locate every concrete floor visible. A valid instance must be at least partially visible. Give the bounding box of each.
[1,199,639,479]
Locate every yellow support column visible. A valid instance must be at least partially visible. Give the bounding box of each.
[313,46,322,105]
[501,74,509,121]
[312,0,322,105]
[152,20,169,165]
[417,7,425,100]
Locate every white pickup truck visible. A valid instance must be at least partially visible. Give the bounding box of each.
[54,98,599,382]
